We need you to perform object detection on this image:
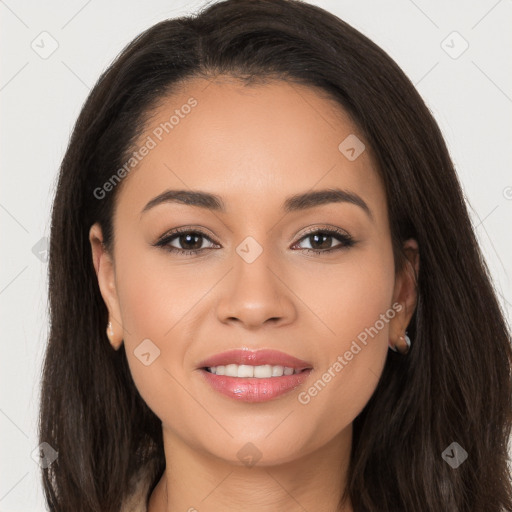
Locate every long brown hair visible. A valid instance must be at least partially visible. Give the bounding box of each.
[40,0,512,510]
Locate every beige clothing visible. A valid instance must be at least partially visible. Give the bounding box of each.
[121,457,161,512]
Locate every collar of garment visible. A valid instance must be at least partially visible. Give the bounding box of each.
[121,456,162,512]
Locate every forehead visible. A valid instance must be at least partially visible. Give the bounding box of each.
[115,77,387,224]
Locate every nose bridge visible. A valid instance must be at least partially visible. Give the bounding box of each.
[233,232,280,302]
[234,233,276,288]
[215,231,296,327]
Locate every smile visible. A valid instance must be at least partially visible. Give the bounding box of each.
[205,364,304,377]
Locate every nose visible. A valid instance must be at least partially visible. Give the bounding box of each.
[215,246,297,330]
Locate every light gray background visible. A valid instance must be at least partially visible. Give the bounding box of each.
[1,0,511,510]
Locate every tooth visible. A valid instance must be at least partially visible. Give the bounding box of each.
[271,365,284,377]
[225,364,238,377]
[237,365,254,378]
[207,364,303,378]
[254,365,272,378]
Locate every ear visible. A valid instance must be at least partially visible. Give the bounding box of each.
[389,238,420,348]
[89,222,124,350]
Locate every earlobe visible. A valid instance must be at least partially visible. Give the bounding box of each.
[89,223,124,350]
[389,238,420,354]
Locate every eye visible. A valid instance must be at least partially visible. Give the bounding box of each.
[154,227,219,255]
[292,227,355,255]
[153,226,355,257]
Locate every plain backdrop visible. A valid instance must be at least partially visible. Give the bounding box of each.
[1,0,511,510]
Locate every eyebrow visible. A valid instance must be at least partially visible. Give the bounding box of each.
[140,187,373,220]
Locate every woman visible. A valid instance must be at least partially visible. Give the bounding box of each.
[39,0,512,510]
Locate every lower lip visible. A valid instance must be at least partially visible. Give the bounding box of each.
[199,368,312,402]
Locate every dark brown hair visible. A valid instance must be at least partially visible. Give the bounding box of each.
[40,0,512,510]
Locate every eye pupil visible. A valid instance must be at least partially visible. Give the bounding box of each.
[311,233,332,250]
[180,233,202,250]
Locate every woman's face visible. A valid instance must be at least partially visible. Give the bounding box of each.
[90,77,417,466]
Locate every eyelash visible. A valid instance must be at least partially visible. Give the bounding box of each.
[154,226,355,256]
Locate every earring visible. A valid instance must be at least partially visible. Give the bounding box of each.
[106,321,114,342]
[389,331,411,355]
[106,321,123,350]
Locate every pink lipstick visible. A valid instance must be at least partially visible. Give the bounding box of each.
[197,349,313,402]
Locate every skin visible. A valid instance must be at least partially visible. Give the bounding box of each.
[89,77,419,512]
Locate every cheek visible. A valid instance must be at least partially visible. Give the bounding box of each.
[292,240,396,345]
[111,245,195,410]
[292,242,396,422]
[115,243,200,337]
[333,242,396,362]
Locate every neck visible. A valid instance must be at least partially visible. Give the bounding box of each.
[148,424,353,512]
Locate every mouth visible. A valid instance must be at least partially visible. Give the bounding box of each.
[197,349,313,402]
[202,364,307,377]
[197,348,313,372]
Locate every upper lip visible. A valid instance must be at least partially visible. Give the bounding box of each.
[197,349,313,371]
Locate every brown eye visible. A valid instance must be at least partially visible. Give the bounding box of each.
[155,229,218,255]
[172,232,205,251]
[293,229,355,255]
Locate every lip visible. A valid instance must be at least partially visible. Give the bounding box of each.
[196,349,313,403]
[197,349,313,371]
[199,368,313,402]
